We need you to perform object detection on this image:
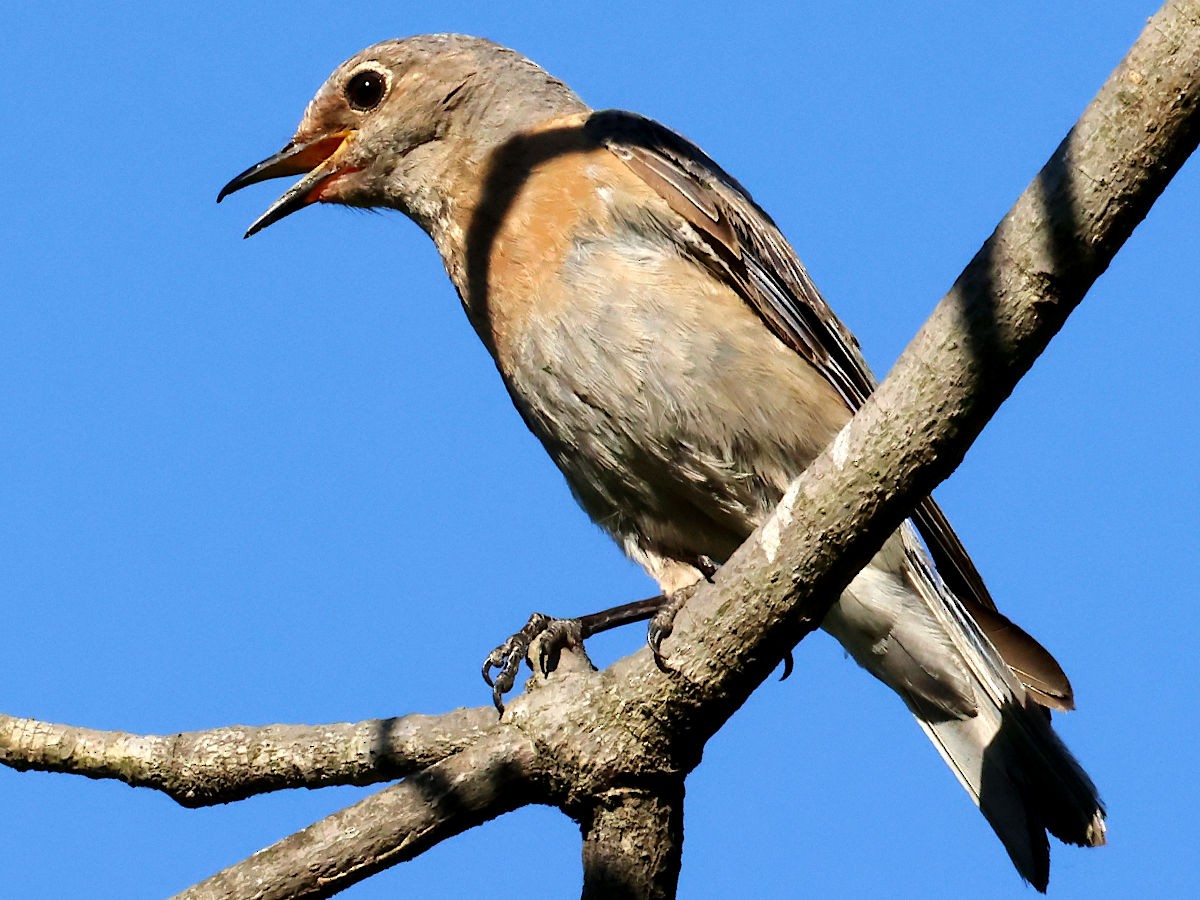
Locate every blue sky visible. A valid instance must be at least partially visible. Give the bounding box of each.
[3,3,1197,898]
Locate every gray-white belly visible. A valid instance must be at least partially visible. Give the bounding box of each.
[498,234,848,569]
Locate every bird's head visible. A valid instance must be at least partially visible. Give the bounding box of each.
[218,34,586,237]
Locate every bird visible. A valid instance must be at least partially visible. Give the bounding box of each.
[217,33,1105,889]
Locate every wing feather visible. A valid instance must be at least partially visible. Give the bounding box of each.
[588,110,1072,710]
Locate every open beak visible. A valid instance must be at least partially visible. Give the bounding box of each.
[217,131,356,238]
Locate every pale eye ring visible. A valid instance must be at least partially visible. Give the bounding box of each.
[345,69,387,111]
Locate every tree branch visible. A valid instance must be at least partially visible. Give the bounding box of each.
[580,787,684,900]
[0,708,497,805]
[646,0,1200,738]
[172,731,540,900]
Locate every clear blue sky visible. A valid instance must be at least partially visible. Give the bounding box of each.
[4,3,1197,898]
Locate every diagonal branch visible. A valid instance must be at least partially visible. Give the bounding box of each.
[648,0,1200,735]
[171,730,541,900]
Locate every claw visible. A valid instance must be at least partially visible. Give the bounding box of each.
[529,618,576,677]
[779,650,794,681]
[646,587,693,672]
[481,613,586,713]
[481,613,550,713]
[482,644,521,713]
[648,619,674,673]
[647,556,716,669]
[695,555,720,582]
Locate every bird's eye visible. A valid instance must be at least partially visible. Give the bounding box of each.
[345,69,387,111]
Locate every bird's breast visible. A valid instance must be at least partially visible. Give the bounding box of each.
[440,121,849,559]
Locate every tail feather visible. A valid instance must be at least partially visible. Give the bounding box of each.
[899,522,1105,889]
[919,699,1105,891]
[831,522,1105,890]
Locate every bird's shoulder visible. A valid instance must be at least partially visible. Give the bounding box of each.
[582,110,876,410]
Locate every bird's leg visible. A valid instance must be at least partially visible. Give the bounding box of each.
[482,596,667,713]
[481,556,743,710]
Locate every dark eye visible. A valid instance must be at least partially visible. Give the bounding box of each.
[345,69,387,111]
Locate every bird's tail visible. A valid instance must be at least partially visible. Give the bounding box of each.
[899,525,1106,891]
[826,523,1105,890]
[917,696,1106,890]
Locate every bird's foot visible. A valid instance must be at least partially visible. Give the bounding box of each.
[647,557,720,671]
[647,585,696,672]
[648,561,720,672]
[482,613,584,713]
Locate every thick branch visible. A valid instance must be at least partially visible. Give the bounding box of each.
[580,788,684,900]
[643,0,1200,732]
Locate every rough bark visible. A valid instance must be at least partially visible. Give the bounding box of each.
[3,2,1199,897]
[0,710,497,806]
[580,788,684,900]
[173,732,539,900]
